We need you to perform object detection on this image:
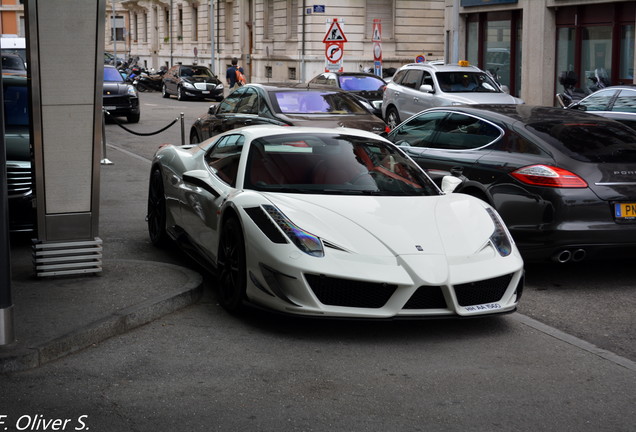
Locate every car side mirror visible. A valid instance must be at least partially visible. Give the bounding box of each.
[420,84,434,93]
[208,105,218,115]
[500,85,510,94]
[441,175,463,194]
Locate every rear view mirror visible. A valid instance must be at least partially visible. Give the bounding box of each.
[420,84,434,93]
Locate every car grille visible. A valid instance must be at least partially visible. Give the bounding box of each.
[453,274,513,306]
[403,286,447,309]
[194,82,216,90]
[103,95,133,108]
[6,162,32,197]
[305,274,396,308]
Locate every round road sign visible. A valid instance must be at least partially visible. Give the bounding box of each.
[326,43,344,63]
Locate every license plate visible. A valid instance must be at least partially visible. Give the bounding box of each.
[104,106,117,110]
[615,203,636,219]
[202,90,210,94]
[462,303,502,313]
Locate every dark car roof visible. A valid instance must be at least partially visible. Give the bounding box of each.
[422,104,631,127]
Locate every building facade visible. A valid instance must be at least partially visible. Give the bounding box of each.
[109,1,446,83]
[445,0,636,106]
[0,0,25,36]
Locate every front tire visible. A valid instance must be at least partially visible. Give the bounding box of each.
[385,107,401,130]
[127,112,140,123]
[217,217,247,312]
[162,84,170,98]
[147,168,168,247]
[177,86,186,101]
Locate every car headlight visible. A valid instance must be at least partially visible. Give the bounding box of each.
[127,85,137,96]
[182,82,195,89]
[485,207,512,257]
[216,84,224,90]
[263,204,324,257]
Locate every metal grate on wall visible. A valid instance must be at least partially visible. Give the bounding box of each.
[32,238,103,277]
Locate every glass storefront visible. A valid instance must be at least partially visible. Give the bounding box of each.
[555,2,635,98]
[465,11,522,97]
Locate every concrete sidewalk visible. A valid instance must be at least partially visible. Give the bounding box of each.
[0,147,204,373]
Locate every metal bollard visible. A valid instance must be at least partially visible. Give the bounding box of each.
[180,112,185,146]
[101,110,113,165]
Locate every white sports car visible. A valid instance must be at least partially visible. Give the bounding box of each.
[147,125,524,318]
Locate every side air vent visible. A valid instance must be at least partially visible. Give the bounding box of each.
[245,207,288,244]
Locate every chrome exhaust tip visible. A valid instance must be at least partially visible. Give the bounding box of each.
[553,250,572,263]
[572,249,586,262]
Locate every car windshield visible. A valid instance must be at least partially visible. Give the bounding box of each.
[245,132,440,196]
[526,120,636,163]
[338,75,385,91]
[103,67,124,83]
[270,91,368,114]
[436,72,500,93]
[181,66,213,78]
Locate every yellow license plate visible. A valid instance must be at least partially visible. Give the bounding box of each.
[615,203,636,219]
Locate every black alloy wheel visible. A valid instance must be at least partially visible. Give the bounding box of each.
[162,84,170,98]
[386,107,401,130]
[147,168,168,247]
[217,217,247,312]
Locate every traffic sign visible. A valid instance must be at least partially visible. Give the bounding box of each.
[372,19,382,42]
[323,19,347,43]
[415,54,427,63]
[326,43,344,63]
[373,42,382,62]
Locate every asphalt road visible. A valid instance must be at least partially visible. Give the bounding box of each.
[2,90,634,432]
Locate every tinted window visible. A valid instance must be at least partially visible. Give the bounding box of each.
[434,113,501,150]
[579,89,618,111]
[400,70,424,89]
[217,88,245,113]
[104,67,124,82]
[245,132,439,196]
[436,72,500,93]
[388,111,447,147]
[338,75,385,91]
[391,69,409,85]
[526,120,636,163]
[235,88,258,114]
[611,89,636,113]
[270,91,367,114]
[205,134,245,186]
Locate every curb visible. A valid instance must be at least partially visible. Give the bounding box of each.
[0,260,203,374]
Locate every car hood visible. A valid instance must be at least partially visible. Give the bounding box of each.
[262,192,496,258]
[280,114,387,134]
[442,92,523,105]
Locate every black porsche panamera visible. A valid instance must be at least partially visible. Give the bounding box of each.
[385,104,636,262]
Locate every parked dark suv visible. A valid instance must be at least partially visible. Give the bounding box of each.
[103,65,140,123]
[4,74,35,232]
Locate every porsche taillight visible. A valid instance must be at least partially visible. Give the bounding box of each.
[510,165,587,188]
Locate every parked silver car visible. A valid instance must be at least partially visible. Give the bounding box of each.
[382,61,524,128]
[564,85,636,131]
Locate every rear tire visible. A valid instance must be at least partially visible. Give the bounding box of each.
[217,217,247,312]
[386,107,401,130]
[190,129,201,144]
[147,168,168,247]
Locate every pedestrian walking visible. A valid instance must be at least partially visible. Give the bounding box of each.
[226,57,246,92]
